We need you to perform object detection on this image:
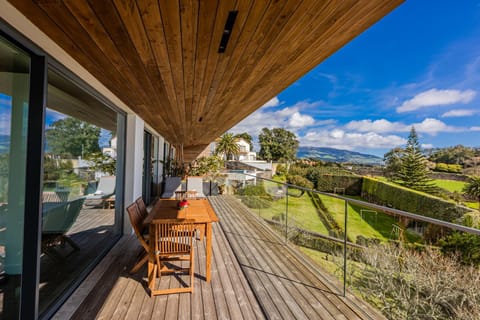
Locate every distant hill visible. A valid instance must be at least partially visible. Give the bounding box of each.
[297,146,383,165]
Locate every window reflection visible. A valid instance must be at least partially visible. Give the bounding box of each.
[39,70,122,315]
[0,36,30,319]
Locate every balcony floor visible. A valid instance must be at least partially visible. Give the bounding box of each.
[54,195,384,319]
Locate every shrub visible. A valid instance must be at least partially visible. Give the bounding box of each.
[287,175,314,189]
[435,162,463,173]
[439,232,480,265]
[240,196,272,209]
[237,184,272,209]
[356,243,480,319]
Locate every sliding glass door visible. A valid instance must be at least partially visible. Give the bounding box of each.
[0,35,30,320]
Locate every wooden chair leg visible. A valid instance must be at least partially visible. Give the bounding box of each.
[130,253,148,274]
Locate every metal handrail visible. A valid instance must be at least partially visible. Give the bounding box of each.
[238,172,480,236]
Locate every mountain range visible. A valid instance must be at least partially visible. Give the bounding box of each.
[297,146,383,165]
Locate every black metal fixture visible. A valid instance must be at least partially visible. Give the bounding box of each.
[218,10,238,53]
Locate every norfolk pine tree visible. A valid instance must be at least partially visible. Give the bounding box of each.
[395,127,437,193]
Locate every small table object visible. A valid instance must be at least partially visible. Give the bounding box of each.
[104,195,115,209]
[174,190,187,200]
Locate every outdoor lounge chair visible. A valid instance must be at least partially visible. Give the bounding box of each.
[84,175,116,207]
[186,176,206,198]
[160,176,182,198]
[148,219,195,296]
[41,197,85,261]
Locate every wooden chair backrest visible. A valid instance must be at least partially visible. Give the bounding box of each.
[126,202,149,251]
[150,219,195,255]
[135,197,148,220]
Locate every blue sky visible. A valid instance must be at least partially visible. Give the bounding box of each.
[231,1,480,157]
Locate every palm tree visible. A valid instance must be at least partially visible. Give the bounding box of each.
[463,176,480,211]
[214,133,240,161]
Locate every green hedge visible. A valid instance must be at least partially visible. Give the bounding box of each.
[316,175,363,195]
[361,177,469,222]
[434,163,463,173]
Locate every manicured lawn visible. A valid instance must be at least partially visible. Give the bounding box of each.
[464,201,479,210]
[433,179,466,193]
[267,192,330,235]
[318,194,391,242]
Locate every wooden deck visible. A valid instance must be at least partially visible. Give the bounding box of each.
[53,196,384,319]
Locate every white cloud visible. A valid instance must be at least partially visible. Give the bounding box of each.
[470,126,480,131]
[413,118,458,135]
[422,143,434,149]
[397,88,476,112]
[288,112,315,128]
[441,109,476,117]
[300,130,406,150]
[231,101,321,136]
[345,118,458,135]
[345,119,408,133]
[261,96,280,108]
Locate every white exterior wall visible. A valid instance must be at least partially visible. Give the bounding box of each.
[123,115,144,234]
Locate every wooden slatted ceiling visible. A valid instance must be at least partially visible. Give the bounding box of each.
[10,0,403,162]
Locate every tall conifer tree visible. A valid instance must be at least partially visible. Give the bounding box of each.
[395,127,436,193]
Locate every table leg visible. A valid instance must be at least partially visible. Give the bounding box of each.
[206,222,212,282]
[148,257,155,292]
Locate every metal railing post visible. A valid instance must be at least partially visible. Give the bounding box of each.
[343,200,348,297]
[285,185,289,243]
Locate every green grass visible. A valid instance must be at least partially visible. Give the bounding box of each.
[433,179,466,193]
[318,195,391,242]
[266,192,330,235]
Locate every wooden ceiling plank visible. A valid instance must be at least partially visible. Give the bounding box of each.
[201,0,290,127]
[226,0,346,109]
[113,0,180,141]
[196,0,257,135]
[193,0,235,137]
[158,0,187,142]
[32,1,148,110]
[189,0,218,138]
[194,0,268,140]
[113,0,156,66]
[111,2,174,108]
[89,0,175,140]
[179,0,199,142]
[137,0,178,113]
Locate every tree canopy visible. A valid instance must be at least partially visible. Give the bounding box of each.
[214,132,240,161]
[463,176,480,211]
[234,132,253,150]
[385,127,436,193]
[46,117,101,158]
[258,127,299,162]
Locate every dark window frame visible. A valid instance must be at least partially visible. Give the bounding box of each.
[1,19,128,320]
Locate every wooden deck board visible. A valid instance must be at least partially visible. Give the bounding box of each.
[54,195,384,320]
[209,195,385,320]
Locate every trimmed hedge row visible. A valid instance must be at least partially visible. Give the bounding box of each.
[361,177,470,222]
[316,174,363,195]
[308,192,344,238]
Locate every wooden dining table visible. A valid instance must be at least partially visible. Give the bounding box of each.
[144,198,219,282]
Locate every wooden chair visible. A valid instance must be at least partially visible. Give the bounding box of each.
[135,196,149,221]
[148,219,195,296]
[127,202,149,274]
